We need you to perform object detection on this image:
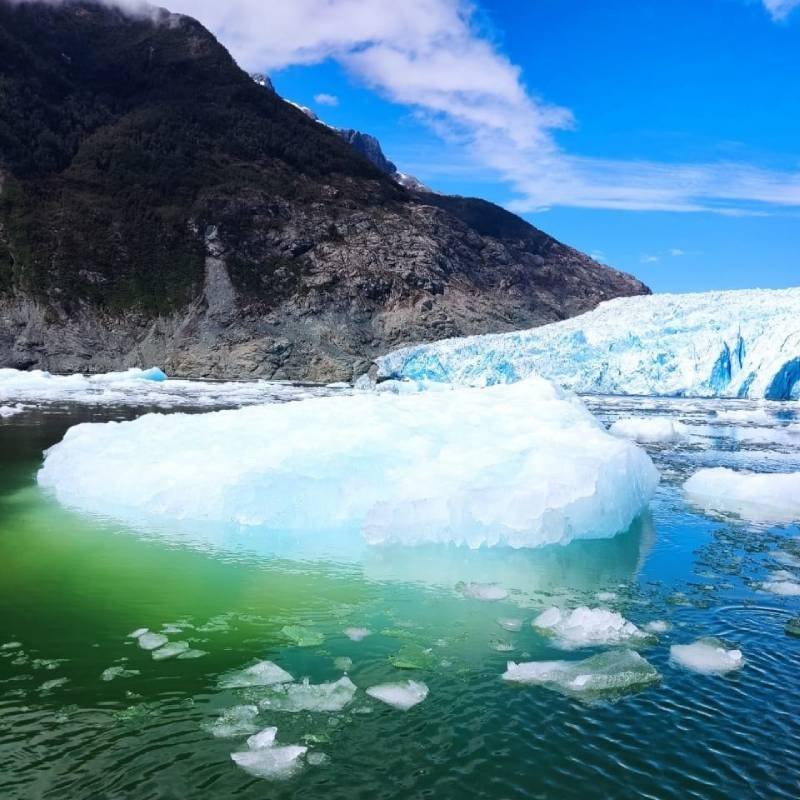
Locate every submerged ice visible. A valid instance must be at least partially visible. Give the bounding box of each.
[375,288,800,400]
[37,377,658,549]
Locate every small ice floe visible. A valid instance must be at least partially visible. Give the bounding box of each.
[307,751,328,766]
[610,417,687,444]
[206,705,261,738]
[761,570,800,596]
[101,666,140,682]
[596,591,618,603]
[128,628,149,639]
[772,550,800,569]
[281,625,324,647]
[785,617,800,637]
[136,632,168,651]
[152,641,190,661]
[684,468,800,524]
[1,641,22,651]
[343,627,370,642]
[366,680,429,710]
[219,660,294,689]
[38,677,70,692]
[644,620,671,634]
[669,639,744,675]
[259,677,357,713]
[333,656,353,672]
[502,650,659,700]
[459,582,509,601]
[532,607,650,649]
[231,726,308,781]
[489,640,515,652]
[0,404,24,418]
[177,649,208,660]
[497,618,523,632]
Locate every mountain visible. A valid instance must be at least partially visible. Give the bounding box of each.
[0,0,649,381]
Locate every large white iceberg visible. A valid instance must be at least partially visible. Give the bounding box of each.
[375,288,800,400]
[37,377,657,549]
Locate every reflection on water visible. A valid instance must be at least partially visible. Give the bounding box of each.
[1,399,800,799]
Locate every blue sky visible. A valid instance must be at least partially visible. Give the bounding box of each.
[165,0,800,293]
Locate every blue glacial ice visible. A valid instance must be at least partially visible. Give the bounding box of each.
[375,288,800,400]
[37,376,657,549]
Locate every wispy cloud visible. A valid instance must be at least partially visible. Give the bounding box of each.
[763,0,800,21]
[640,255,660,265]
[37,0,800,215]
[313,93,339,106]
[669,248,685,257]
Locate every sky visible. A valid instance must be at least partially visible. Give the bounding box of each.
[142,0,800,292]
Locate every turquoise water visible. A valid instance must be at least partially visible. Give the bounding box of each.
[1,396,800,798]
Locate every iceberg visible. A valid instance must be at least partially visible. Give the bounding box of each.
[684,468,800,524]
[502,650,659,699]
[38,377,658,550]
[375,288,800,400]
[532,606,651,649]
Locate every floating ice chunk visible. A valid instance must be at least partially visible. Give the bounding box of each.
[259,677,357,713]
[684,468,800,524]
[596,592,618,602]
[366,680,429,710]
[503,650,659,699]
[786,617,800,637]
[761,571,800,596]
[101,666,140,681]
[219,660,294,689]
[38,677,69,692]
[152,641,190,661]
[231,745,308,781]
[459,583,509,601]
[177,649,208,660]
[247,727,278,749]
[306,751,328,766]
[670,639,744,674]
[610,417,687,444]
[0,404,24,418]
[343,627,370,642]
[206,705,260,738]
[533,606,649,649]
[128,628,149,639]
[37,377,658,550]
[497,618,523,632]
[375,287,800,400]
[773,550,800,569]
[281,626,324,647]
[490,640,515,652]
[1,641,22,650]
[136,633,168,651]
[333,656,353,672]
[644,620,671,634]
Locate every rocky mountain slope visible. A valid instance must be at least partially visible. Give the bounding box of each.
[0,0,649,381]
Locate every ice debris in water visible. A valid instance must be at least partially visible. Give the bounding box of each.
[343,627,370,642]
[128,628,149,639]
[38,677,70,692]
[761,570,800,596]
[490,640,515,652]
[497,618,524,632]
[334,657,353,672]
[366,680,429,710]
[533,607,650,649]
[459,582,509,601]
[259,676,357,713]
[206,705,261,738]
[610,417,688,444]
[101,666,140,681]
[684,468,800,524]
[644,620,671,634]
[502,650,659,699]
[247,726,277,749]
[177,649,208,659]
[281,625,324,647]
[136,632,168,651]
[1,641,22,650]
[219,661,294,689]
[670,639,744,674]
[0,404,24,418]
[596,591,618,602]
[375,287,800,400]
[152,641,190,661]
[37,376,658,550]
[231,728,308,782]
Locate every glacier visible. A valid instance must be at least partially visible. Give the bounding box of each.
[375,288,800,400]
[37,376,657,549]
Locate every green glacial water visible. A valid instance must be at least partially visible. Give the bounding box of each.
[2,398,800,799]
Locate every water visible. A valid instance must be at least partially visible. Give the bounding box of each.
[1,394,800,798]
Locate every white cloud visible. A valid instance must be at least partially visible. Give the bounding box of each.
[640,255,660,264]
[314,93,339,106]
[26,0,800,215]
[763,0,800,21]
[669,248,685,257]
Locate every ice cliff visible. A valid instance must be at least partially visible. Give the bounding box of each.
[375,288,800,400]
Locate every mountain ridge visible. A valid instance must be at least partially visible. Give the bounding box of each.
[0,0,648,380]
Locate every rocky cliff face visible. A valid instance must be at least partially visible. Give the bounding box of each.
[0,0,649,381]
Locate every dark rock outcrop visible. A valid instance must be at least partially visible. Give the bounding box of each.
[0,0,649,381]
